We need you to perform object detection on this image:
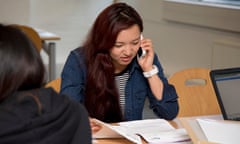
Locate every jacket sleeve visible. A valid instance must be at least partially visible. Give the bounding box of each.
[60,49,86,103]
[148,54,179,120]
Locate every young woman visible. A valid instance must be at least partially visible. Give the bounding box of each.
[0,24,91,144]
[60,2,179,133]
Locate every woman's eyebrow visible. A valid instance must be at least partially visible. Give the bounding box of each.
[133,38,140,41]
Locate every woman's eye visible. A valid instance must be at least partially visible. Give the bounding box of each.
[114,44,123,48]
[132,41,139,45]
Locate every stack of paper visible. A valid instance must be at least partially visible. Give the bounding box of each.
[197,118,240,144]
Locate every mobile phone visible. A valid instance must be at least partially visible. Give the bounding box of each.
[137,34,146,59]
[137,47,146,58]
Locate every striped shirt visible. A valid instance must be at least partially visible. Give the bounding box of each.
[115,69,129,115]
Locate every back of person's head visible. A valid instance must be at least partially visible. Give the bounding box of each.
[0,24,45,101]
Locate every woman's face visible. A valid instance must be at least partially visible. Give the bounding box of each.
[110,24,141,73]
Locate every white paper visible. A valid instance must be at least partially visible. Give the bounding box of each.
[197,118,240,144]
[119,119,190,143]
[92,119,142,144]
[92,119,123,138]
[93,118,190,144]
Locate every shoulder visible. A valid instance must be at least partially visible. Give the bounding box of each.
[65,47,86,68]
[69,47,84,59]
[0,88,66,120]
[40,88,88,119]
[153,53,164,70]
[37,88,74,106]
[26,88,88,118]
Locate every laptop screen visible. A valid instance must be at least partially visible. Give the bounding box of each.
[210,68,240,120]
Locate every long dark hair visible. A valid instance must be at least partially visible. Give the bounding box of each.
[82,3,143,122]
[0,24,45,101]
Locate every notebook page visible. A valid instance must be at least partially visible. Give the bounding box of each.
[119,119,190,143]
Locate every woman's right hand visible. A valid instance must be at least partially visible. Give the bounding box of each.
[89,118,102,134]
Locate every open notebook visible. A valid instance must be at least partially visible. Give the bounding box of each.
[92,118,190,144]
[210,67,240,121]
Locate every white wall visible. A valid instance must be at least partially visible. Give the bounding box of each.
[0,0,30,24]
[29,0,113,63]
[0,0,113,78]
[1,0,240,78]
[117,0,240,76]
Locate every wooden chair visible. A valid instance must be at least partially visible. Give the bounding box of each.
[11,24,42,52]
[45,78,61,93]
[12,24,58,81]
[168,68,221,117]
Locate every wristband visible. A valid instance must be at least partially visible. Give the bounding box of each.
[143,65,159,78]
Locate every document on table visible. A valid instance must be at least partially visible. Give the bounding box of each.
[92,118,190,144]
[197,118,240,144]
[92,118,141,144]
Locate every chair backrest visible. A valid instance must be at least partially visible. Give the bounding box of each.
[45,78,61,93]
[11,24,42,52]
[168,68,221,117]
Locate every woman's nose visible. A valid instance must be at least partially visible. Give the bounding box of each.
[123,45,133,55]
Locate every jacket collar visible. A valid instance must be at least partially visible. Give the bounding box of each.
[128,57,142,76]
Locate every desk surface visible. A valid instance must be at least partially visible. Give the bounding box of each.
[35,28,60,41]
[94,120,183,144]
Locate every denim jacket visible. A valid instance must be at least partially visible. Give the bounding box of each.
[60,47,179,120]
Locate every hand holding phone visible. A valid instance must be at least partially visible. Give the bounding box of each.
[137,34,146,59]
[137,47,146,59]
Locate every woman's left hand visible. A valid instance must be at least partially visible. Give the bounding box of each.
[89,118,102,134]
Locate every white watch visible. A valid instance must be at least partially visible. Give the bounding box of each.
[143,65,159,78]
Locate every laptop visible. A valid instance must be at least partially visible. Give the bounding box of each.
[210,67,240,121]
